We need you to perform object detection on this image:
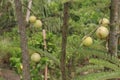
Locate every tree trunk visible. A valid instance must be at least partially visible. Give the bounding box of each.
[60,2,70,80]
[108,0,119,57]
[118,0,120,49]
[14,0,31,80]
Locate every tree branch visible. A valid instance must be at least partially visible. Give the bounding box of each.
[26,0,33,22]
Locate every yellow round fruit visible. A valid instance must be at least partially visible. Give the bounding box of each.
[83,37,93,46]
[99,18,109,26]
[20,63,23,70]
[34,20,42,28]
[96,26,109,39]
[29,16,36,23]
[31,53,41,62]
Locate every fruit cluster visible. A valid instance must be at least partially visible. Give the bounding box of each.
[29,15,42,62]
[29,15,42,28]
[82,18,109,46]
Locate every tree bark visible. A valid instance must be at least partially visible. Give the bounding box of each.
[118,0,120,47]
[14,0,31,80]
[60,2,70,80]
[108,0,119,57]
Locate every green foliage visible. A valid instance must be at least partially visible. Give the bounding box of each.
[28,31,56,53]
[74,71,120,80]
[74,53,120,80]
[89,58,120,71]
[0,0,16,33]
[30,63,44,80]
[0,0,113,80]
[76,65,104,74]
[10,57,22,74]
[29,46,60,66]
[0,38,11,53]
[0,77,5,80]
[69,0,110,34]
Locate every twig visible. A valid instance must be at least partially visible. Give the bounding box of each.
[22,3,36,16]
[42,29,48,80]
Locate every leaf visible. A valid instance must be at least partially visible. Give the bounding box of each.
[89,58,120,71]
[61,0,80,4]
[76,65,104,74]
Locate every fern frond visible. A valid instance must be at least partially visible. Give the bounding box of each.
[95,53,120,67]
[89,58,120,71]
[78,47,120,67]
[74,71,120,80]
[76,65,104,74]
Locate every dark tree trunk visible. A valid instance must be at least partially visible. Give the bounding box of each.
[60,2,70,80]
[108,0,119,57]
[118,0,120,47]
[14,0,31,80]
